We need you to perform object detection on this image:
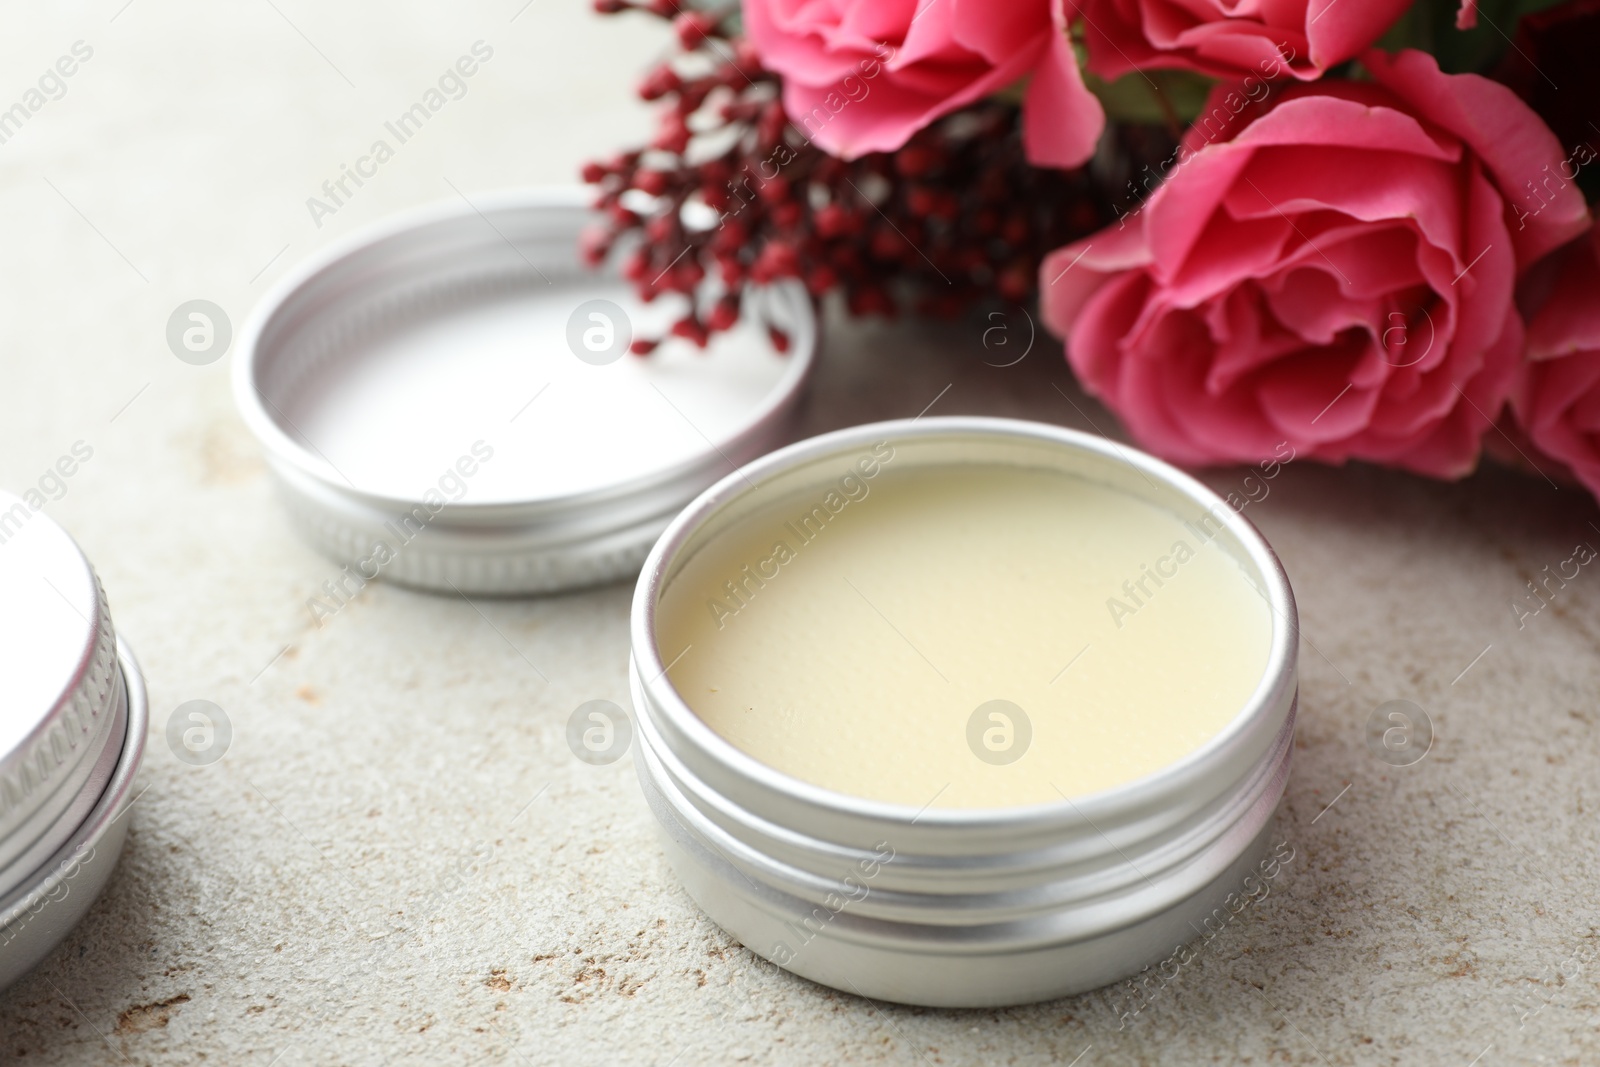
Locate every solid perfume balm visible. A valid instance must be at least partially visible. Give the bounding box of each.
[655,456,1274,809]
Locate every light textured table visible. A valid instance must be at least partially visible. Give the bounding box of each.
[2,3,1597,1064]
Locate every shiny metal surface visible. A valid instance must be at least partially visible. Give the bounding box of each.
[0,670,126,899]
[234,188,817,595]
[0,491,123,860]
[630,417,1298,1007]
[0,638,147,992]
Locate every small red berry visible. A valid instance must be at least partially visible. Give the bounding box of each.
[674,11,716,48]
[667,260,705,293]
[707,295,741,331]
[714,220,748,252]
[869,228,904,261]
[634,169,670,196]
[755,241,799,279]
[770,201,802,229]
[814,204,855,238]
[644,215,675,243]
[671,315,709,347]
[638,65,681,101]
[621,251,651,282]
[757,102,788,148]
[677,85,709,115]
[906,186,940,218]
[756,176,792,205]
[653,113,692,154]
[894,144,941,178]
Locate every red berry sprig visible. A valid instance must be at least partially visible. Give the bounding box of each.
[581,1,1124,355]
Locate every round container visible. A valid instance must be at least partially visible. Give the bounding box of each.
[628,417,1297,1007]
[234,187,817,595]
[0,491,148,990]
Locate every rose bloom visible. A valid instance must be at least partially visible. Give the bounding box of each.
[743,0,1103,168]
[1512,222,1600,497]
[1039,49,1589,478]
[1079,0,1412,81]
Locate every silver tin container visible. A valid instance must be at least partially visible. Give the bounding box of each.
[0,492,148,990]
[629,417,1297,1007]
[234,187,816,595]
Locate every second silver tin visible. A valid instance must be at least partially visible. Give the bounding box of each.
[0,491,149,990]
[629,417,1298,1007]
[235,188,817,595]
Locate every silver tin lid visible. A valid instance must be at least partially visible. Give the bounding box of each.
[234,187,817,595]
[0,490,123,876]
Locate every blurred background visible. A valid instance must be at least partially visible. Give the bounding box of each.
[1,2,1597,1064]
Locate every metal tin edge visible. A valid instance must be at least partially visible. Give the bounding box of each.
[0,637,147,991]
[232,186,819,595]
[233,186,818,519]
[631,416,1298,832]
[0,532,121,843]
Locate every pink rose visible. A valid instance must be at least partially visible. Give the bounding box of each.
[1511,222,1600,497]
[743,0,1104,168]
[1039,49,1590,478]
[1078,0,1411,82]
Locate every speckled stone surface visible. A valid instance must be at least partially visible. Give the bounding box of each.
[1,3,1598,1064]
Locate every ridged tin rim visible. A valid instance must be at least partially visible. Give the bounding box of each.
[0,636,146,934]
[632,416,1297,830]
[0,667,126,894]
[634,711,1291,944]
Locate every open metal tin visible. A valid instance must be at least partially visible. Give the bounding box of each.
[629,417,1298,1008]
[234,187,817,595]
[0,491,148,990]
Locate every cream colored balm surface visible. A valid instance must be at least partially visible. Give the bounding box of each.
[657,455,1274,809]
